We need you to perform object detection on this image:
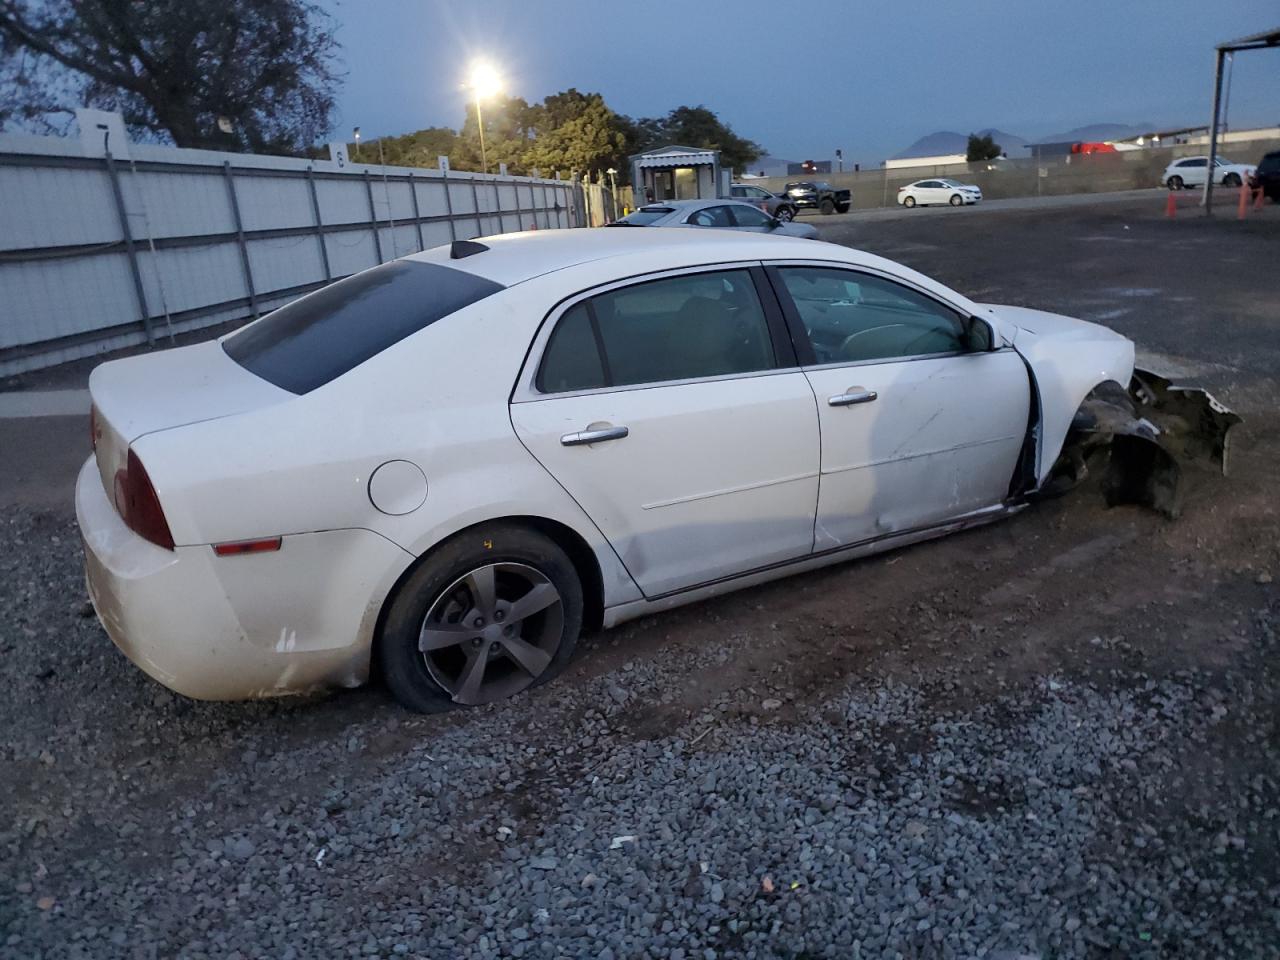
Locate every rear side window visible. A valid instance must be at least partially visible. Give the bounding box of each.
[223,260,503,394]
[537,270,777,392]
[618,207,674,225]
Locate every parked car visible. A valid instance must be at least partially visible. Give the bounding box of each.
[898,178,983,208]
[77,229,1235,712]
[608,199,818,238]
[1162,155,1256,190]
[1254,150,1280,202]
[729,182,799,221]
[782,180,851,215]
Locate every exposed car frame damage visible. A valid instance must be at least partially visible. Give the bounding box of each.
[1039,369,1240,518]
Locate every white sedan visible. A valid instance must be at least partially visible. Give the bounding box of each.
[1162,155,1256,190]
[898,178,983,207]
[77,229,1235,712]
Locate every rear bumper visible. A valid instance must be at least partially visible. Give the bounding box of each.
[75,457,411,701]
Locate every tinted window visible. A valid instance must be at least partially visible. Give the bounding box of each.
[919,180,941,188]
[1259,152,1280,174]
[778,267,966,364]
[538,270,777,391]
[223,261,503,394]
[537,303,606,393]
[618,207,674,225]
[729,204,773,227]
[1180,158,1207,168]
[687,205,734,227]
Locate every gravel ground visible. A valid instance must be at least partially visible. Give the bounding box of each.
[3,496,1279,958]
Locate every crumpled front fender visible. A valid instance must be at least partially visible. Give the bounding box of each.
[1038,368,1240,518]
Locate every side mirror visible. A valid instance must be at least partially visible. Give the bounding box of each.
[964,315,994,352]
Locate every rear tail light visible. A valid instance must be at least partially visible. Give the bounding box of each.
[113,448,175,550]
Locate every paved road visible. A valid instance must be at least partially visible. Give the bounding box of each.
[804,188,1167,223]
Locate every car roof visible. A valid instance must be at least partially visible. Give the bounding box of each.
[402,227,857,287]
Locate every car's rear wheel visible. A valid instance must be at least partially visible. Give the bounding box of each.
[1167,176,1183,190]
[903,195,916,208]
[378,524,583,713]
[836,202,850,214]
[820,198,835,215]
[1223,173,1241,188]
[949,193,963,206]
[776,206,795,222]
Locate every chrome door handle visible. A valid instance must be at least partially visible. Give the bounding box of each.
[560,425,629,446]
[828,389,878,407]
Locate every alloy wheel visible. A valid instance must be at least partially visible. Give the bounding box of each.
[418,562,564,705]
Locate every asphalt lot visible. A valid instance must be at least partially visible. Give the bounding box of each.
[2,195,1279,959]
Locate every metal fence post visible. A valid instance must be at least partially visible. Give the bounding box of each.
[364,170,384,262]
[103,151,155,343]
[407,171,426,251]
[492,178,504,233]
[441,168,457,242]
[306,166,332,281]
[469,176,482,237]
[223,161,259,319]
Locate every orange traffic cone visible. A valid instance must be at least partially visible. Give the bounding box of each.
[1237,181,1249,220]
[1165,191,1176,218]
[1255,184,1266,211]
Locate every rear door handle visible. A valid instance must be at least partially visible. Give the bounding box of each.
[828,389,878,407]
[560,425,629,446]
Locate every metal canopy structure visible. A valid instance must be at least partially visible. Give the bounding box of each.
[1204,27,1280,212]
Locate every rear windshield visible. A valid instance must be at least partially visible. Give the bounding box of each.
[1259,152,1280,173]
[618,207,674,225]
[222,260,504,394]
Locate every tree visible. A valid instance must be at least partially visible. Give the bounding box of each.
[0,0,341,153]
[523,90,628,177]
[628,105,764,174]
[966,132,1002,162]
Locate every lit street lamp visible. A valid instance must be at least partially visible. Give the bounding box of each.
[465,60,503,175]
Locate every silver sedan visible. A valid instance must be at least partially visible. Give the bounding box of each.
[611,199,819,239]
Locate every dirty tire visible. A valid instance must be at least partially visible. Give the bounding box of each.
[776,206,795,222]
[378,524,583,713]
[820,198,835,215]
[950,194,963,206]
[1167,175,1183,190]
[903,195,916,208]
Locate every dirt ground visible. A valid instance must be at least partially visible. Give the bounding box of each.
[2,195,1278,958]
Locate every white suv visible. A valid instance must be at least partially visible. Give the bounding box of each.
[1162,156,1255,190]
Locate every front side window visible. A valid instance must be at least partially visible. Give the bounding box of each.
[687,205,734,227]
[777,266,967,365]
[537,270,777,391]
[730,186,746,197]
[729,204,773,227]
[223,260,503,394]
[619,207,674,225]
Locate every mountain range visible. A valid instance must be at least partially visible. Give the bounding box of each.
[893,123,1154,159]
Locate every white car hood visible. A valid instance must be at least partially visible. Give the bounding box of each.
[978,303,1135,484]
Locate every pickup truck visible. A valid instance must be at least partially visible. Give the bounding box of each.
[782,180,851,215]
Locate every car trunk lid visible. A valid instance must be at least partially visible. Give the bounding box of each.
[89,339,293,502]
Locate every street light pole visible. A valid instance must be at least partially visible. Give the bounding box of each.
[475,96,488,175]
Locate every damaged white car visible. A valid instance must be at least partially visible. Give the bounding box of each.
[76,229,1238,712]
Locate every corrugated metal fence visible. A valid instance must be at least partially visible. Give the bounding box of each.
[0,132,584,376]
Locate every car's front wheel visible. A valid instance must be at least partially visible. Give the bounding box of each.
[1167,175,1183,190]
[949,194,963,206]
[378,524,583,712]
[775,206,795,222]
[903,195,916,208]
[1223,172,1242,188]
[820,198,835,215]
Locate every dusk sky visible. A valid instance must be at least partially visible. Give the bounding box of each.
[324,0,1280,167]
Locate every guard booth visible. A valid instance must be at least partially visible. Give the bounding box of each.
[629,145,726,208]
